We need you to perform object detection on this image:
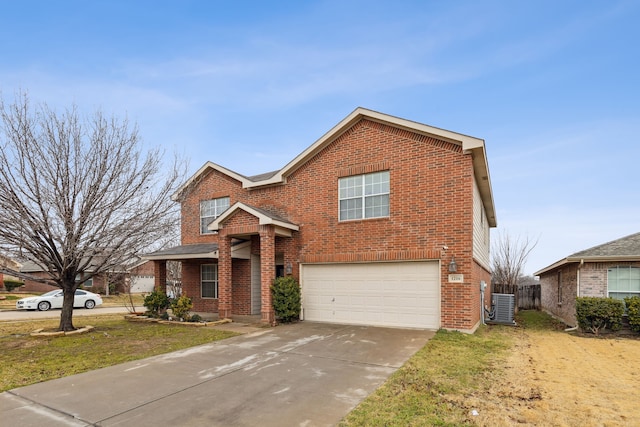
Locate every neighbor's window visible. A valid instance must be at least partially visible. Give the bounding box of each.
[200,197,230,234]
[608,266,640,300]
[339,171,390,221]
[75,274,93,288]
[201,264,218,298]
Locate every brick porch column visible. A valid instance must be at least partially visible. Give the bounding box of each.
[260,225,276,324]
[153,261,167,293]
[218,233,233,319]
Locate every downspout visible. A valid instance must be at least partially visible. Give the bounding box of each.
[577,258,584,297]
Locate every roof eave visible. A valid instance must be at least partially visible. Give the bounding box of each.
[464,143,497,228]
[535,255,640,276]
[143,252,218,261]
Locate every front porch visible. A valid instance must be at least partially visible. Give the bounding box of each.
[146,203,299,325]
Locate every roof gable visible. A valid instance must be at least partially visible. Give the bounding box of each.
[172,107,496,226]
[209,202,299,233]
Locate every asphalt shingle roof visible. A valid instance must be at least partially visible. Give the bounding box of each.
[146,243,219,257]
[570,232,640,258]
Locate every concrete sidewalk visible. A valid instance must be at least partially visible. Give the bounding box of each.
[0,322,434,426]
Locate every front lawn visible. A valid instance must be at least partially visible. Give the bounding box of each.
[342,310,640,426]
[341,322,514,426]
[0,314,238,392]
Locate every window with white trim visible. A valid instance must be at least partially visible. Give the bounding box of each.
[608,266,640,300]
[201,264,218,298]
[339,171,389,221]
[200,197,230,234]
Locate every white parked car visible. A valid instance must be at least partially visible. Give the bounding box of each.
[16,289,103,311]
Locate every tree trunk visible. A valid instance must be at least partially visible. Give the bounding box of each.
[59,282,77,331]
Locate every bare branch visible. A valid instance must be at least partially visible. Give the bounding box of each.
[491,231,538,286]
[0,93,186,330]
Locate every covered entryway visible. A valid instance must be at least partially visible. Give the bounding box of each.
[301,261,440,329]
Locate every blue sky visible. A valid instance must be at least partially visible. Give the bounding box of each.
[1,0,638,275]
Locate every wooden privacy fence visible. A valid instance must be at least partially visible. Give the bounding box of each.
[492,283,541,310]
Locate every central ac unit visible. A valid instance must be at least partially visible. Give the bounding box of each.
[491,293,516,325]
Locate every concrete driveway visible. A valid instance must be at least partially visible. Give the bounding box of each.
[0,322,434,426]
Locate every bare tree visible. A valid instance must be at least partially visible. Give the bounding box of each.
[0,93,185,331]
[166,260,182,298]
[491,231,538,286]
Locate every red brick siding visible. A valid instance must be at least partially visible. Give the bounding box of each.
[179,118,479,329]
[182,260,219,313]
[21,272,58,293]
[232,259,251,315]
[130,261,155,276]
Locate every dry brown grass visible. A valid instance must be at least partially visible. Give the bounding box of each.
[475,327,640,426]
[342,311,640,426]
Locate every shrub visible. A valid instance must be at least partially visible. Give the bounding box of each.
[624,296,640,333]
[575,297,624,335]
[271,276,301,323]
[143,290,170,317]
[171,294,193,321]
[3,279,24,292]
[189,314,203,323]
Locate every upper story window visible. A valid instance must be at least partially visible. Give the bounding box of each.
[608,266,640,301]
[339,171,390,221]
[200,197,230,234]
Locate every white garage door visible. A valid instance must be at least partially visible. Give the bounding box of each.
[130,276,155,293]
[301,262,440,329]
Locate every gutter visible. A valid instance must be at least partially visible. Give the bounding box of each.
[577,258,584,297]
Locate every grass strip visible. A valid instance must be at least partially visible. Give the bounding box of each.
[340,324,514,426]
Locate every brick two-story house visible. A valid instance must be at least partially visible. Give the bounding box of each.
[146,108,497,332]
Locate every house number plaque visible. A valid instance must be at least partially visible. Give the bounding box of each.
[448,274,464,283]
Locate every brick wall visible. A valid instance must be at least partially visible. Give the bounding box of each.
[541,264,579,326]
[232,259,251,315]
[21,272,58,293]
[179,118,480,329]
[130,261,155,276]
[542,261,640,326]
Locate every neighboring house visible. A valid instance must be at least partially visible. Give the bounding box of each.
[128,259,157,293]
[18,260,153,294]
[19,261,109,293]
[0,254,22,288]
[146,108,497,332]
[535,232,640,326]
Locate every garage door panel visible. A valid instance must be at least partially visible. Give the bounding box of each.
[301,262,440,329]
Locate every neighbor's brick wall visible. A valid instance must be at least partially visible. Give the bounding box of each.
[542,261,640,327]
[130,261,155,276]
[540,264,579,326]
[20,272,58,293]
[179,118,479,329]
[579,263,608,297]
